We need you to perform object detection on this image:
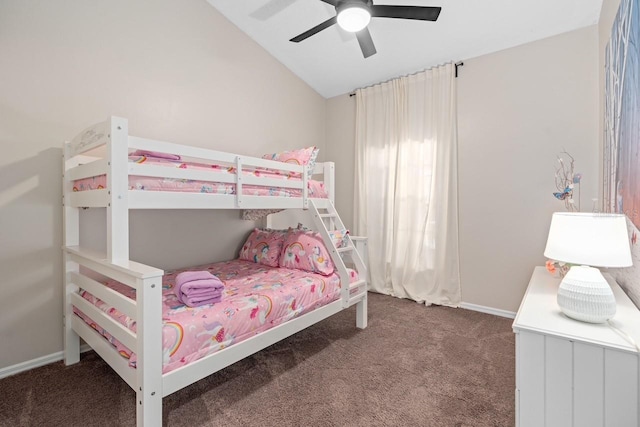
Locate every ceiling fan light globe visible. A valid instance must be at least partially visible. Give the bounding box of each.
[337,6,371,32]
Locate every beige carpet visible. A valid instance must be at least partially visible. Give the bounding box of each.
[0,293,515,426]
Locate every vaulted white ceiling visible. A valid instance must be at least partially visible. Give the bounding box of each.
[207,0,603,98]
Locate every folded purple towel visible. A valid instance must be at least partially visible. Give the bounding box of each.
[175,271,224,307]
[176,271,216,286]
[131,149,181,161]
[182,294,223,307]
[179,280,223,297]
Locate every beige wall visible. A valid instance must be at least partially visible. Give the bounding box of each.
[325,26,600,312]
[0,0,325,370]
[457,26,599,311]
[325,95,357,231]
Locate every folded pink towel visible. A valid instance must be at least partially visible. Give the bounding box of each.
[175,271,224,307]
[131,149,181,161]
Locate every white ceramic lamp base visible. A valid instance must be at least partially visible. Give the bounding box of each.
[556,265,616,323]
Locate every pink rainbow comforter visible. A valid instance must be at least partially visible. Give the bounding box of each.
[74,259,357,374]
[72,154,328,198]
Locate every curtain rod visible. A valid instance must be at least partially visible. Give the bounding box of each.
[348,61,464,97]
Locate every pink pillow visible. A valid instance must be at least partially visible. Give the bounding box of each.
[328,229,349,248]
[238,228,286,267]
[279,229,335,276]
[262,146,319,180]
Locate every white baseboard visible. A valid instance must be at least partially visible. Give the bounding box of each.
[460,302,516,319]
[0,344,92,380]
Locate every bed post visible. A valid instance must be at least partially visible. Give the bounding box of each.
[323,162,335,205]
[352,237,368,329]
[62,142,80,365]
[136,274,164,427]
[106,117,130,262]
[356,295,368,329]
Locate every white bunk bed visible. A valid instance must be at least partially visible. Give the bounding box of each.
[62,117,368,426]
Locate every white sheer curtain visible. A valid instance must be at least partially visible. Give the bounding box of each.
[354,63,460,306]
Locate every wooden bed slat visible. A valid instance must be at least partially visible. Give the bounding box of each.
[129,136,304,174]
[66,253,139,290]
[348,279,367,291]
[71,293,138,352]
[129,136,239,166]
[71,316,137,389]
[68,189,109,208]
[65,246,163,282]
[240,155,306,174]
[127,191,325,210]
[130,160,304,190]
[67,159,109,181]
[128,163,235,185]
[69,271,137,320]
[239,174,303,189]
[128,191,237,209]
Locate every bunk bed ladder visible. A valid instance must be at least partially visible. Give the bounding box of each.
[309,201,368,328]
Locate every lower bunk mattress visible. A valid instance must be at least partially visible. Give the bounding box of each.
[74,259,358,374]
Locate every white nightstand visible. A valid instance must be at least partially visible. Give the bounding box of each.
[513,266,640,427]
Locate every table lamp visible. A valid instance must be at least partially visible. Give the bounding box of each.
[544,212,632,323]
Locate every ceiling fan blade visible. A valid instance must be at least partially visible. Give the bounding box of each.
[319,0,337,5]
[355,28,377,58]
[371,5,441,21]
[290,16,337,42]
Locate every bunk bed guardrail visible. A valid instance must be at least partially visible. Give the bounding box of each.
[65,117,319,213]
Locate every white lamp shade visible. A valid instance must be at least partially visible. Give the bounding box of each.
[544,212,632,267]
[337,6,371,32]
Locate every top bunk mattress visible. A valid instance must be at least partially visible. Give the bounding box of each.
[74,259,358,374]
[72,154,328,198]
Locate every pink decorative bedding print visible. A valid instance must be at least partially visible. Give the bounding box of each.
[279,229,335,275]
[238,228,286,267]
[74,259,359,374]
[72,154,328,198]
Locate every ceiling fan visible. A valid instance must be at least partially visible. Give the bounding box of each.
[289,0,441,58]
